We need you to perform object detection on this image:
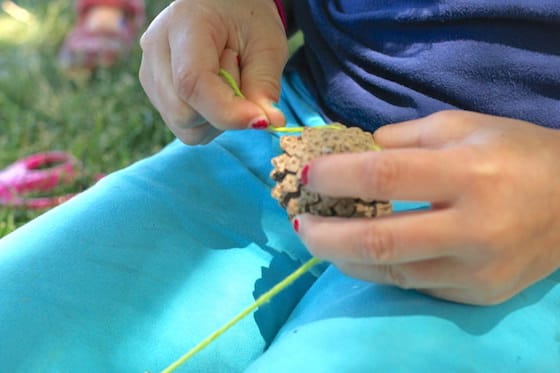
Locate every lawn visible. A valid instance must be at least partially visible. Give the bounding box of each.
[0,0,173,237]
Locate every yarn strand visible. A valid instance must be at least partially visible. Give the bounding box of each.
[218,68,384,144]
[218,68,332,134]
[161,256,322,373]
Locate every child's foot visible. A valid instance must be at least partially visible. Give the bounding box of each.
[84,6,124,34]
[59,0,145,73]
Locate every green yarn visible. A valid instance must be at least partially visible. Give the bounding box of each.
[161,257,322,373]
[218,68,334,134]
[218,69,245,99]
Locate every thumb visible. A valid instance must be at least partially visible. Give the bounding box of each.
[240,34,288,127]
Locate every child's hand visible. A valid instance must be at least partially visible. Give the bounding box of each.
[295,110,560,305]
[139,0,287,145]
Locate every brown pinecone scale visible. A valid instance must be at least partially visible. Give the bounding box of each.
[270,123,392,219]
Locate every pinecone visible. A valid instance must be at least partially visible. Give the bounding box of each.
[270,124,392,219]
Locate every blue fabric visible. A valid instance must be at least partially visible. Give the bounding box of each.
[0,73,558,372]
[248,266,560,372]
[290,0,560,131]
[0,74,326,372]
[0,132,305,372]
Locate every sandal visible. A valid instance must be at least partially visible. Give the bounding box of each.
[59,0,145,71]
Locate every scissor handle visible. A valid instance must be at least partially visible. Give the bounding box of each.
[0,152,81,207]
[0,152,79,193]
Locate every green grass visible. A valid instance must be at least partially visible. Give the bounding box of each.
[0,0,173,237]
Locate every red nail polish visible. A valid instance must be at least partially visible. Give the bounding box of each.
[250,119,269,129]
[292,218,300,233]
[237,55,241,67]
[301,164,310,185]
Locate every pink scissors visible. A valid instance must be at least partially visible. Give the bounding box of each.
[0,152,81,209]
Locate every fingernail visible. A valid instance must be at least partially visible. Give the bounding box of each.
[292,218,300,233]
[249,119,269,130]
[237,55,241,67]
[301,164,310,185]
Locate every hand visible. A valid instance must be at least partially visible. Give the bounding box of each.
[139,0,287,145]
[295,110,560,305]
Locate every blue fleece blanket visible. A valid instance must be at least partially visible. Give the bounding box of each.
[290,0,560,131]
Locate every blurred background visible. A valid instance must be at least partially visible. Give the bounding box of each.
[0,0,173,237]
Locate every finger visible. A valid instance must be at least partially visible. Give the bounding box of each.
[296,209,466,265]
[169,122,222,146]
[240,24,288,127]
[168,19,268,130]
[337,260,502,305]
[373,110,481,149]
[306,148,464,202]
[139,24,203,130]
[336,258,468,290]
[419,288,489,305]
[198,126,224,145]
[220,48,240,88]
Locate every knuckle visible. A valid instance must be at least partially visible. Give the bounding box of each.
[363,224,395,263]
[175,67,200,102]
[467,154,501,183]
[363,154,397,199]
[179,136,202,146]
[244,70,283,101]
[477,294,505,306]
[174,127,208,146]
[382,265,410,289]
[165,110,204,132]
[249,43,289,67]
[470,267,516,305]
[486,288,517,305]
[430,109,464,124]
[475,217,511,252]
[139,31,155,52]
[170,104,200,125]
[138,65,150,89]
[260,76,282,100]
[471,289,508,306]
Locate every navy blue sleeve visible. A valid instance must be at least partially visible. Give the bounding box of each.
[289,0,560,131]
